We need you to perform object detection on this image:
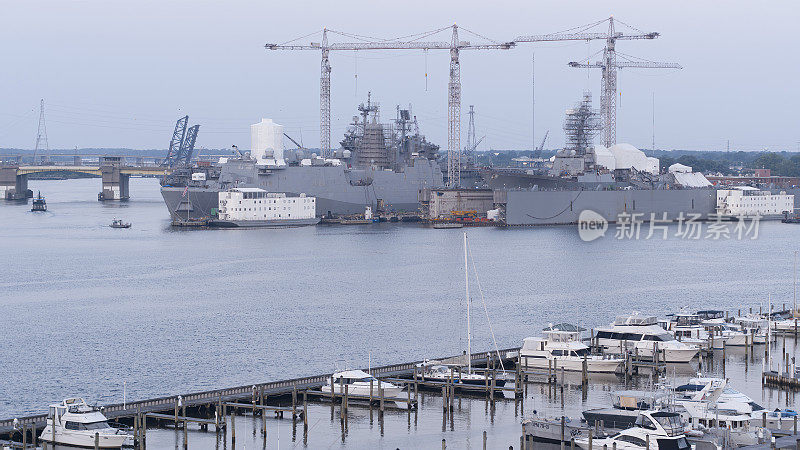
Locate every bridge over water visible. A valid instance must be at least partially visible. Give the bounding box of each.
[1,156,171,201]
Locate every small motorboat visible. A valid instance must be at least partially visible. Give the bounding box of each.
[416,361,507,387]
[39,398,130,448]
[321,370,405,398]
[31,191,47,212]
[109,219,131,229]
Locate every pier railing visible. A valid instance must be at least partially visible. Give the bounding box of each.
[0,347,519,432]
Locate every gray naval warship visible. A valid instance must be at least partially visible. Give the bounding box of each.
[484,93,721,225]
[161,97,443,223]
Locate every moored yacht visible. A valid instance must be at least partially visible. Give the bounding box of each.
[416,362,506,387]
[733,315,768,344]
[582,390,670,430]
[321,370,404,398]
[39,398,130,449]
[575,411,693,449]
[674,377,795,432]
[520,324,623,374]
[660,313,710,350]
[595,314,699,363]
[700,319,750,347]
[772,317,800,333]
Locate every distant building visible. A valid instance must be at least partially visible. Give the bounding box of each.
[706,174,800,188]
[754,168,771,177]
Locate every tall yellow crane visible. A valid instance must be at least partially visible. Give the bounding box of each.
[515,17,681,147]
[266,25,514,187]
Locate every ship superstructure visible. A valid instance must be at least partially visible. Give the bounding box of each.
[160,96,443,223]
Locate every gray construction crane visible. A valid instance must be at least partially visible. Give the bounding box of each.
[515,17,680,148]
[265,25,514,188]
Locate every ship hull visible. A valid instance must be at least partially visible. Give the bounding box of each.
[161,160,443,221]
[503,189,719,226]
[208,218,320,228]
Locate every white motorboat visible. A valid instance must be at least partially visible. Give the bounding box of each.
[772,317,800,333]
[416,362,506,387]
[733,315,768,344]
[575,411,693,449]
[582,390,671,430]
[660,313,710,350]
[674,377,796,432]
[595,314,699,363]
[321,370,404,398]
[39,398,130,449]
[520,324,623,374]
[701,319,750,347]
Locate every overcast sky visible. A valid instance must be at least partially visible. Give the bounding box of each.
[1,1,798,152]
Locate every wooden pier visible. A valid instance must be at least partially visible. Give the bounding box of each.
[0,347,520,444]
[763,370,800,389]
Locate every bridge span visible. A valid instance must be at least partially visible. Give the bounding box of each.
[1,156,171,201]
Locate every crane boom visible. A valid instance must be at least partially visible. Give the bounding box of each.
[569,61,682,69]
[514,31,658,42]
[265,25,512,187]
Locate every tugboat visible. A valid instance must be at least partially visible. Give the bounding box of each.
[109,218,131,229]
[31,191,47,212]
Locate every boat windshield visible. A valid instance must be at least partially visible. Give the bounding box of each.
[65,421,111,431]
[356,377,377,383]
[656,436,691,450]
[643,333,674,342]
[573,347,590,357]
[651,412,684,436]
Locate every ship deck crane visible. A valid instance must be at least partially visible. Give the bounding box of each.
[515,17,680,147]
[265,25,514,187]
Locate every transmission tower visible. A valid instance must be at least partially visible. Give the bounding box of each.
[33,99,50,164]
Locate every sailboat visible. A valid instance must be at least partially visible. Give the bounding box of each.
[417,232,506,387]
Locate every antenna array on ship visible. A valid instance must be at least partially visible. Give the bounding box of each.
[265,25,514,188]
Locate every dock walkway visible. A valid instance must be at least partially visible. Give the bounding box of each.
[0,347,520,438]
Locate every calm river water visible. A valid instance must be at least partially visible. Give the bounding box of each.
[1,178,798,448]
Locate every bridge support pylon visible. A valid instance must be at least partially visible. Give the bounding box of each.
[98,157,130,201]
[0,166,31,200]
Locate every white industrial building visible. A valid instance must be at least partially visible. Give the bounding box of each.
[716,186,793,217]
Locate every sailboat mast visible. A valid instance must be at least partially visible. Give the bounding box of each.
[767,293,772,371]
[464,232,472,374]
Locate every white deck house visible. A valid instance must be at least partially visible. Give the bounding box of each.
[716,186,793,217]
[218,188,315,221]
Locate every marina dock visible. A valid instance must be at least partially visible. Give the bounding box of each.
[0,348,520,445]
